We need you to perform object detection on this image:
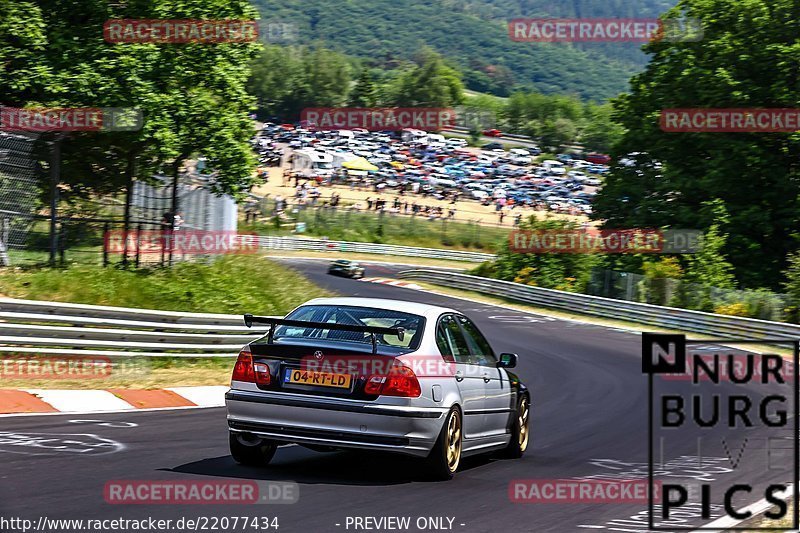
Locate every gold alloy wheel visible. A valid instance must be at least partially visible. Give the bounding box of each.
[446,411,462,472]
[518,398,530,451]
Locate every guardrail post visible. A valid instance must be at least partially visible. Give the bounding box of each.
[58,224,66,266]
[135,224,142,268]
[102,222,109,267]
[160,224,166,267]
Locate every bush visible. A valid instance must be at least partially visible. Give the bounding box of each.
[473,216,602,292]
[469,261,497,278]
[783,251,800,323]
[639,257,683,305]
[714,302,750,317]
[513,266,537,286]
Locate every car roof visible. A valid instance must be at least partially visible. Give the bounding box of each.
[301,297,456,317]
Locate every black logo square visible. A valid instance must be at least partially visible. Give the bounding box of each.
[642,333,686,374]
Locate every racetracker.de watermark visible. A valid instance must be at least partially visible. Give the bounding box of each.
[509,229,702,254]
[299,354,460,378]
[104,19,258,44]
[453,106,497,130]
[508,18,702,43]
[509,479,661,503]
[0,107,142,132]
[260,21,297,43]
[104,230,260,256]
[104,480,298,504]
[300,108,457,132]
[661,109,800,132]
[0,356,149,380]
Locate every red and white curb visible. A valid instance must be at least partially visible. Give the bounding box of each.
[0,386,228,415]
[360,277,423,290]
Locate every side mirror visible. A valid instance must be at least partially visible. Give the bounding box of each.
[497,353,518,368]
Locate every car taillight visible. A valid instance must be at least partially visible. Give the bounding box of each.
[254,362,271,386]
[364,375,385,395]
[232,348,255,383]
[364,363,421,397]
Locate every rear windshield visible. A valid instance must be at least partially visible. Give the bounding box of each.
[275,305,425,350]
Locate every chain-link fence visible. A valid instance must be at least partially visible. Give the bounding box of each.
[131,175,237,233]
[242,196,507,251]
[0,130,240,268]
[0,132,44,265]
[586,268,788,321]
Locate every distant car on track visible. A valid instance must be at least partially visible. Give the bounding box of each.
[226,297,531,480]
[327,259,365,279]
[483,129,503,137]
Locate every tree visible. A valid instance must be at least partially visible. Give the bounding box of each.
[782,251,800,322]
[683,201,736,289]
[348,68,378,107]
[1,0,261,266]
[248,45,351,120]
[594,0,800,289]
[248,45,305,119]
[390,51,465,108]
[468,126,481,145]
[538,118,577,151]
[302,47,351,107]
[0,0,51,100]
[580,103,624,153]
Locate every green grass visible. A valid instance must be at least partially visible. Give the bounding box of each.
[244,208,510,252]
[0,254,330,314]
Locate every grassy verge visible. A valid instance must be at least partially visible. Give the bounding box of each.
[748,502,793,531]
[0,254,330,314]
[242,208,509,253]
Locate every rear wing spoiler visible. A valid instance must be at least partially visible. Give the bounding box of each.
[243,314,405,354]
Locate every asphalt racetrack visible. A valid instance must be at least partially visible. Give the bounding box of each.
[0,258,793,533]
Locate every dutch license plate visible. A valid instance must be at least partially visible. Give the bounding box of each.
[284,368,352,389]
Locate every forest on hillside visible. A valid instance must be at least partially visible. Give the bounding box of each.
[250,0,678,100]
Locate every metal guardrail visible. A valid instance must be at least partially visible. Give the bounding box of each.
[445,126,583,151]
[397,270,800,341]
[259,236,496,263]
[0,298,271,357]
[6,262,799,359]
[446,125,531,142]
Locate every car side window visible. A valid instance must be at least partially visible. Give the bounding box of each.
[439,314,471,364]
[456,315,496,366]
[435,322,452,358]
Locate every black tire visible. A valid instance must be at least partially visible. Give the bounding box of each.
[500,394,530,459]
[423,407,462,480]
[229,432,277,466]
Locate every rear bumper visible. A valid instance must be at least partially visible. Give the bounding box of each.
[226,390,446,457]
